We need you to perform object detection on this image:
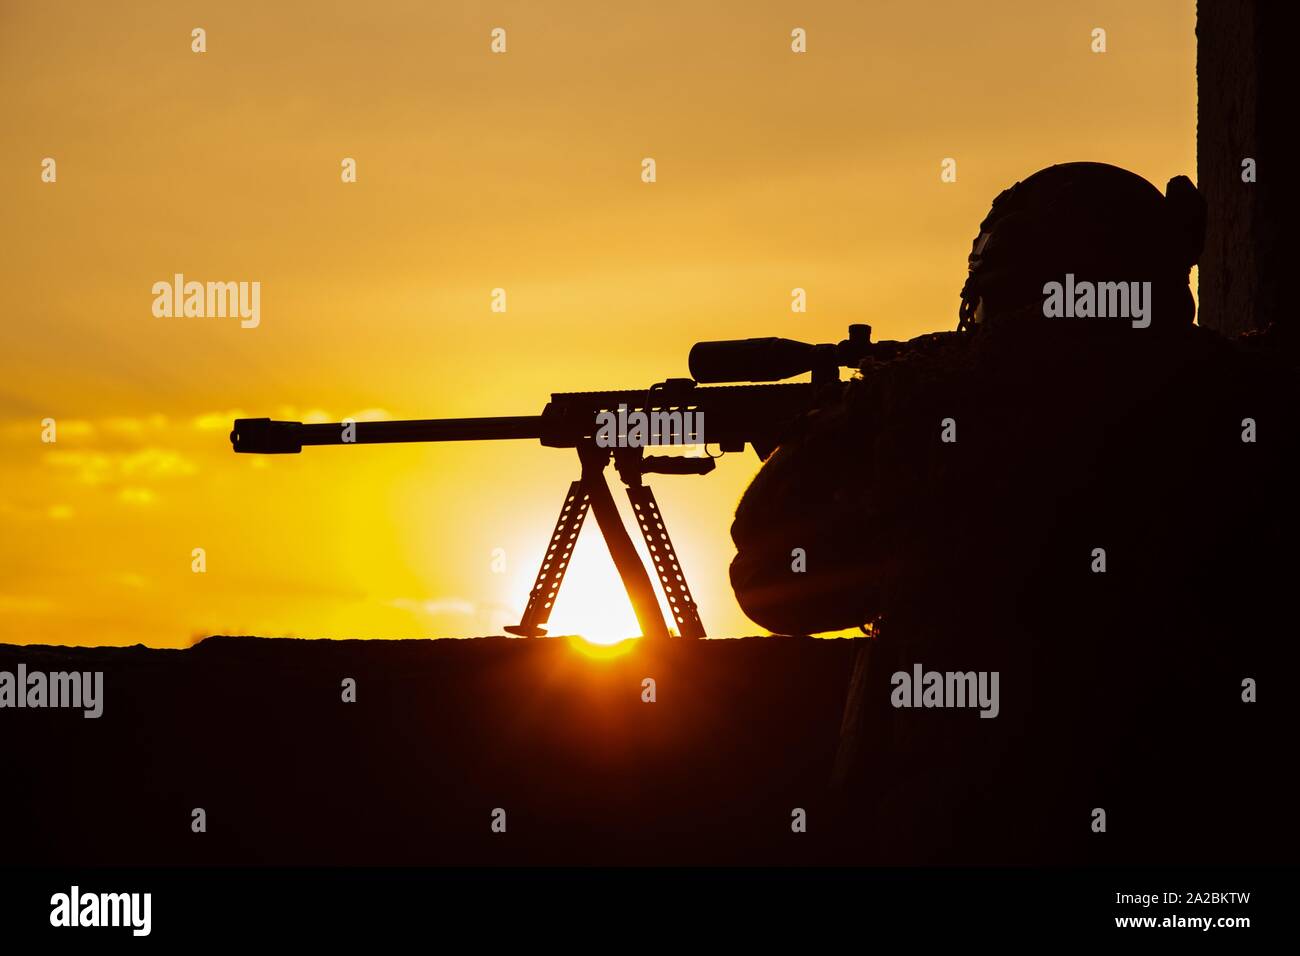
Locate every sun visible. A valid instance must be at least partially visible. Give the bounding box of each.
[503,499,687,645]
[544,532,645,644]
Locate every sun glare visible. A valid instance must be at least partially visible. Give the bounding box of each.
[516,521,669,646]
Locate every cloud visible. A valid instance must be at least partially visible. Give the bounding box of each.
[104,414,168,435]
[290,408,394,425]
[390,597,477,616]
[193,410,247,431]
[118,448,196,478]
[0,419,94,441]
[43,447,198,485]
[3,410,395,445]
[1,416,167,443]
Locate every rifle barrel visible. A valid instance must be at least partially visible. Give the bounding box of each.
[231,416,544,453]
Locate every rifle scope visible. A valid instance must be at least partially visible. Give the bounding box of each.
[688,324,875,384]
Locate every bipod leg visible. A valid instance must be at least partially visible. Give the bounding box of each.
[625,485,706,638]
[580,445,672,640]
[505,481,589,637]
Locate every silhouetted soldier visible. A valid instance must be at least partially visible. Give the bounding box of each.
[729,163,1296,862]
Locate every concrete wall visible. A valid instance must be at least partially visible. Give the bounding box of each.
[1197,1,1281,336]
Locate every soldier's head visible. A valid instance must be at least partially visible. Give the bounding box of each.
[957,162,1205,332]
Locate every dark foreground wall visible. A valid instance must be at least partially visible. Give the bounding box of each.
[1197,0,1284,336]
[2,633,1286,866]
[5,636,854,866]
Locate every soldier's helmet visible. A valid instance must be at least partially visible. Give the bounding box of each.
[957,162,1206,332]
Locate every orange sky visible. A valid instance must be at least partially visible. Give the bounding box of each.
[0,0,1195,645]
